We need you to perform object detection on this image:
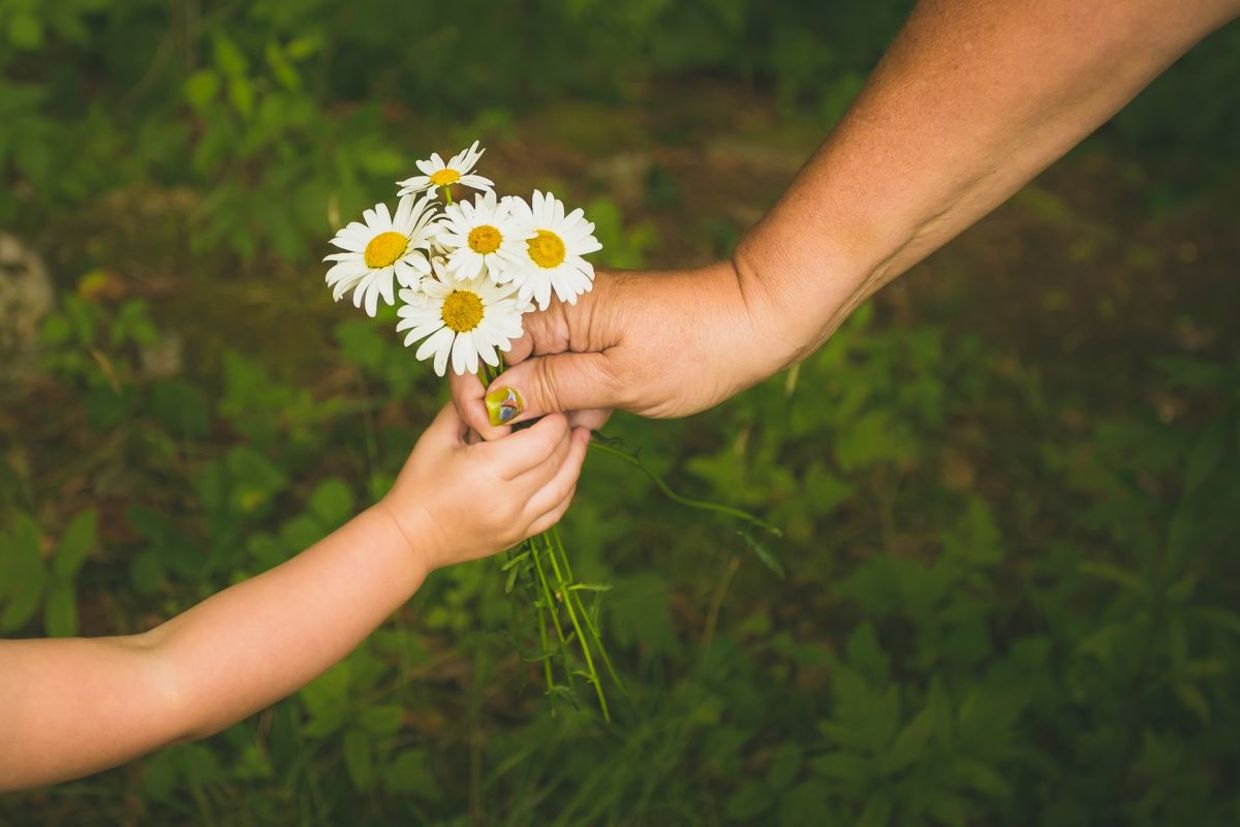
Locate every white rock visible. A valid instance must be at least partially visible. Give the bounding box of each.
[0,233,54,378]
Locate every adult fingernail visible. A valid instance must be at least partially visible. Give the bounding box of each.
[485,386,524,426]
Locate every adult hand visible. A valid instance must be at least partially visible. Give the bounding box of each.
[452,0,1240,441]
[448,261,798,439]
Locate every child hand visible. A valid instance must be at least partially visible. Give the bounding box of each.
[378,403,590,572]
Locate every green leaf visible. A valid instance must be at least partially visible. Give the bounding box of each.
[1,514,46,631]
[343,728,375,792]
[8,12,43,50]
[53,509,97,579]
[823,666,900,753]
[309,478,354,528]
[845,623,890,684]
[43,580,77,637]
[724,780,775,821]
[607,573,677,657]
[741,530,785,578]
[943,496,1003,567]
[1184,422,1226,495]
[924,790,971,827]
[857,794,893,827]
[1174,682,1210,723]
[780,780,835,827]
[264,42,301,90]
[358,704,404,736]
[383,749,440,800]
[334,319,387,371]
[285,34,322,59]
[176,742,222,784]
[141,751,179,801]
[228,77,254,119]
[809,752,871,786]
[883,706,932,774]
[951,758,1011,799]
[500,551,530,571]
[834,412,913,472]
[149,380,211,439]
[212,34,248,79]
[279,515,323,553]
[1078,561,1147,595]
[226,446,288,515]
[129,550,165,596]
[183,69,220,113]
[567,582,613,593]
[766,742,804,790]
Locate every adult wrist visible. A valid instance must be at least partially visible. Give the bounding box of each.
[731,210,882,374]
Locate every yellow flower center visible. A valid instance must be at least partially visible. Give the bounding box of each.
[429,168,461,187]
[363,231,408,269]
[468,225,502,255]
[527,229,566,268]
[441,290,484,333]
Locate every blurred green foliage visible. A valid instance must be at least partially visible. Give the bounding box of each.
[2,1,1240,825]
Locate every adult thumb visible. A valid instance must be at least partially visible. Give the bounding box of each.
[484,350,620,426]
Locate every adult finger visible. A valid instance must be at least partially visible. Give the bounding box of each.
[568,408,613,432]
[485,351,622,426]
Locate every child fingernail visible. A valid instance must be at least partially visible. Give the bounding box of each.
[485,386,524,426]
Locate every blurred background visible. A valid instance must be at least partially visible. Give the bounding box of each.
[1,1,1238,824]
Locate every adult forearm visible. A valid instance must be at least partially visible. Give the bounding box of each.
[736,0,1239,367]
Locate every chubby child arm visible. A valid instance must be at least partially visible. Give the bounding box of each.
[0,405,589,791]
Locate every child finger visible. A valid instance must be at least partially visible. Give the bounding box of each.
[510,423,573,490]
[523,427,589,517]
[484,413,570,480]
[419,403,468,449]
[526,484,577,536]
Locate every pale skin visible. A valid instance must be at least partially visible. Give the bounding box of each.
[451,0,1240,436]
[0,405,590,792]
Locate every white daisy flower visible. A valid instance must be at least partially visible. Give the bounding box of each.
[395,264,527,377]
[396,140,494,199]
[437,191,531,283]
[324,194,442,317]
[503,190,603,310]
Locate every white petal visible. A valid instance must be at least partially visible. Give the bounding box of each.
[451,332,473,375]
[364,281,381,317]
[416,325,452,365]
[378,271,395,307]
[374,202,393,231]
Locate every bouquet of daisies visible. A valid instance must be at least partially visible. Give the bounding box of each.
[325,141,600,369]
[324,141,619,717]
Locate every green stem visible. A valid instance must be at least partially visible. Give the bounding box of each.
[528,538,573,688]
[534,599,555,690]
[541,531,609,721]
[552,526,623,693]
[589,437,782,536]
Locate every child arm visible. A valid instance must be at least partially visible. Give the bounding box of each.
[0,406,588,791]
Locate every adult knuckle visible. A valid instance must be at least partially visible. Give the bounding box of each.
[601,354,637,408]
[534,357,563,411]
